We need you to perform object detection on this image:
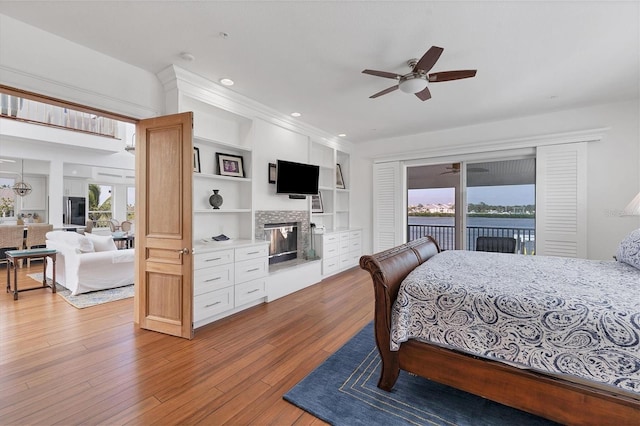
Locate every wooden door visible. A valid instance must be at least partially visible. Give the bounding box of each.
[134,112,194,339]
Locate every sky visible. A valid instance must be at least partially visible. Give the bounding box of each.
[408,184,535,206]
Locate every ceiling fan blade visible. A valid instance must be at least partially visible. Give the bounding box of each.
[413,46,444,73]
[429,70,477,82]
[362,69,402,79]
[414,86,432,101]
[369,85,399,99]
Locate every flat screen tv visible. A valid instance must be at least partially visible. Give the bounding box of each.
[276,160,319,196]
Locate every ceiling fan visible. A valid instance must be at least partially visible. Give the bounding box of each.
[362,46,476,101]
[440,164,489,175]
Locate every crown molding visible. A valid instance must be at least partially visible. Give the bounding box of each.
[156,65,352,153]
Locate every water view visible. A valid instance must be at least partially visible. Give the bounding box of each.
[408,216,536,253]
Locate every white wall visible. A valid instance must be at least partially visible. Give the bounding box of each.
[250,118,311,211]
[354,99,640,260]
[0,14,163,119]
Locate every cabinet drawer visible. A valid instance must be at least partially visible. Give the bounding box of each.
[322,242,339,258]
[235,258,268,284]
[323,257,340,275]
[349,240,362,253]
[339,240,350,252]
[349,230,362,240]
[339,232,350,242]
[235,244,269,262]
[194,287,233,321]
[323,234,339,244]
[194,249,234,269]
[340,253,355,269]
[194,264,234,296]
[235,279,266,306]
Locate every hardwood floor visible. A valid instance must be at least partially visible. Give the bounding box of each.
[0,263,374,425]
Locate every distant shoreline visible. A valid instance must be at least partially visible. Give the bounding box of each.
[409,213,535,219]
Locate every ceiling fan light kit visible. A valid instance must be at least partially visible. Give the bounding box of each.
[363,45,476,101]
[399,74,429,93]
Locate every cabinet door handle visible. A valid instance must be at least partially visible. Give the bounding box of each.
[206,257,222,262]
[205,301,221,308]
[247,289,260,294]
[205,277,221,282]
[246,267,260,272]
[246,251,260,255]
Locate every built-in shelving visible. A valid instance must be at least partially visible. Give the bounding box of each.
[309,140,350,232]
[184,98,254,241]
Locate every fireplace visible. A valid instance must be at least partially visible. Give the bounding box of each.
[263,222,298,265]
[255,210,310,267]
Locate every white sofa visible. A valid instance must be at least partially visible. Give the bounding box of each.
[45,230,134,295]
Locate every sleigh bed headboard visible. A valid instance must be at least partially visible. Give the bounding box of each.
[359,236,441,348]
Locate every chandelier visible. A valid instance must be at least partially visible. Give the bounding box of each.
[12,159,32,197]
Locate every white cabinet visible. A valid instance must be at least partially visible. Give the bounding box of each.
[317,229,361,277]
[63,178,86,197]
[193,240,269,328]
[20,175,46,210]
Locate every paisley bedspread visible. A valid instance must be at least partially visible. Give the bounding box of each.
[390,250,640,394]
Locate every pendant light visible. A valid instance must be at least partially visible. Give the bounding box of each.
[12,159,32,197]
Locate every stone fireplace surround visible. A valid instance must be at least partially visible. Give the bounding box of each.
[255,210,310,264]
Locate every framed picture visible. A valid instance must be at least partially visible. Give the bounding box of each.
[216,153,245,177]
[336,163,346,189]
[311,193,324,213]
[268,163,277,184]
[193,147,201,173]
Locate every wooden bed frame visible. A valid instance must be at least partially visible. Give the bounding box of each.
[359,236,640,425]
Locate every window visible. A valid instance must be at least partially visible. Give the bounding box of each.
[126,186,135,220]
[0,177,16,218]
[88,184,113,228]
[407,158,536,254]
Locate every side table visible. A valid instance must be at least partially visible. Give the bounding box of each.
[5,248,57,300]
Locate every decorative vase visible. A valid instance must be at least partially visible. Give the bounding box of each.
[209,189,223,209]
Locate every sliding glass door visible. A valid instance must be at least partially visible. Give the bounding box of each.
[407,163,461,250]
[407,158,535,253]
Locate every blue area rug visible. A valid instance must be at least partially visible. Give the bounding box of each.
[28,273,134,309]
[284,322,558,426]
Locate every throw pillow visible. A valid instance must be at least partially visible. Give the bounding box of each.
[76,236,95,253]
[616,228,640,270]
[85,233,118,252]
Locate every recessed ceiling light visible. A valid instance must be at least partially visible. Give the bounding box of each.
[179,52,195,62]
[338,133,347,137]
[290,112,301,117]
[220,78,234,86]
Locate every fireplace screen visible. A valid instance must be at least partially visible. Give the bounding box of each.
[264,222,298,264]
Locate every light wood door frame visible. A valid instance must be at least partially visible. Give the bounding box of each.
[135,112,194,339]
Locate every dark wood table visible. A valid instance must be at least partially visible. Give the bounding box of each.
[6,248,57,300]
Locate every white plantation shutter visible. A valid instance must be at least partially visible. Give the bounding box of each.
[373,161,404,252]
[536,143,587,258]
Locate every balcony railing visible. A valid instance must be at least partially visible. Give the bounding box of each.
[408,224,535,254]
[1,94,119,138]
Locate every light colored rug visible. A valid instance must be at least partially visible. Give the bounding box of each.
[27,273,134,309]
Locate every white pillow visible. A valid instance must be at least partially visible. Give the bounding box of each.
[76,236,95,253]
[85,233,118,252]
[616,228,640,270]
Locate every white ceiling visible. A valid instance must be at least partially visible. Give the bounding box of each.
[1,1,638,144]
